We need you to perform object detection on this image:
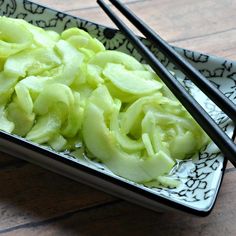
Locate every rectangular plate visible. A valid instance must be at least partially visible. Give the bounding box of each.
[0,0,235,216]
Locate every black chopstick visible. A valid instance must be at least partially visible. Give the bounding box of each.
[109,0,236,124]
[97,0,236,166]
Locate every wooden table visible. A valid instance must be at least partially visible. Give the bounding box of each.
[1,0,236,235]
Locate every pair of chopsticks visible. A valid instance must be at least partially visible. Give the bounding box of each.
[97,0,236,166]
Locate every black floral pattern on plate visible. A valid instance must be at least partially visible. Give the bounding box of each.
[97,28,126,50]
[183,49,209,63]
[23,0,44,14]
[0,0,16,16]
[76,20,99,37]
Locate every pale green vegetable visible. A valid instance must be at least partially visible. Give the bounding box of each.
[7,100,35,136]
[0,72,18,106]
[26,110,62,144]
[33,83,74,115]
[14,76,51,101]
[48,134,67,152]
[89,50,145,70]
[86,64,103,87]
[0,106,14,133]
[82,86,175,182]
[156,176,181,188]
[82,85,208,182]
[61,92,84,138]
[62,28,105,53]
[103,63,162,95]
[0,17,33,58]
[4,47,61,77]
[110,101,144,152]
[52,40,84,86]
[14,82,34,114]
[0,16,210,187]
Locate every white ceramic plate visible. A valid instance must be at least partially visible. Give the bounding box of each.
[0,0,235,216]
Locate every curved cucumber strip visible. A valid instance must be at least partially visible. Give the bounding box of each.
[61,92,84,138]
[103,63,162,95]
[4,47,61,77]
[62,28,105,53]
[0,72,18,106]
[53,40,84,86]
[15,83,33,114]
[26,111,61,144]
[0,106,14,133]
[89,50,145,70]
[6,101,35,136]
[34,83,74,115]
[48,134,67,152]
[110,103,144,152]
[0,17,33,57]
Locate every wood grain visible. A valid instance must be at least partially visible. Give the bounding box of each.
[0,152,23,167]
[54,0,236,60]
[0,162,116,231]
[0,170,236,236]
[33,0,144,12]
[1,0,236,235]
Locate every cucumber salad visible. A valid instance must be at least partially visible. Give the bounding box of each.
[0,17,209,187]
